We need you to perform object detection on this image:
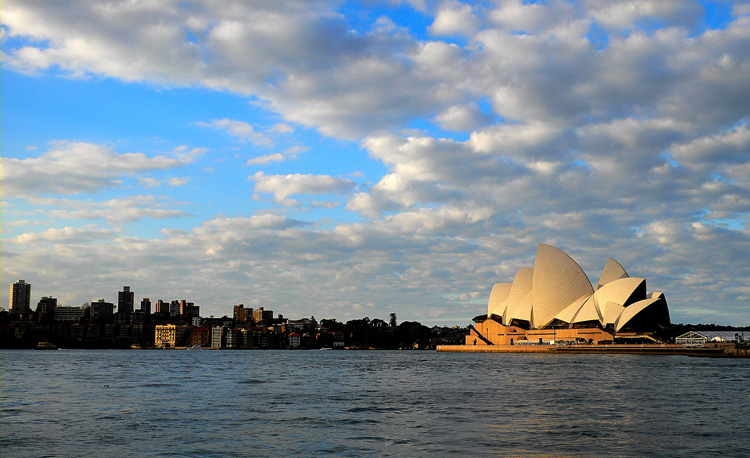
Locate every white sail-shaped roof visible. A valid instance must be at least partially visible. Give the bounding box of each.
[571,296,600,323]
[487,283,512,319]
[503,268,533,325]
[615,295,670,332]
[481,244,669,333]
[553,293,592,324]
[596,257,629,290]
[532,244,594,329]
[593,277,646,325]
[602,301,625,326]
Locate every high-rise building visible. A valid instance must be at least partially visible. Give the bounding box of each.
[36,296,58,321]
[253,307,273,324]
[169,300,181,317]
[181,302,199,318]
[140,298,151,315]
[155,299,168,314]
[118,286,134,315]
[234,304,253,322]
[9,280,32,315]
[90,299,114,322]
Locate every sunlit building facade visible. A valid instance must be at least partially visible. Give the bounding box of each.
[9,280,32,315]
[154,324,188,348]
[469,244,670,345]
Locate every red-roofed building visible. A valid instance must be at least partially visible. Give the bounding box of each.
[288,332,301,349]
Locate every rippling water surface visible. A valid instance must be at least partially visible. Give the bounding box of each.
[2,350,749,457]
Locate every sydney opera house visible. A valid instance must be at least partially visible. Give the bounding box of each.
[468,244,671,346]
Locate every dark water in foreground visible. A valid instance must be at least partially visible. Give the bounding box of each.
[2,350,749,457]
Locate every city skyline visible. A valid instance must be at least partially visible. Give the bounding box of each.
[2,1,750,326]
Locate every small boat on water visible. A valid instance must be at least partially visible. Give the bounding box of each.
[35,341,58,350]
[187,344,202,350]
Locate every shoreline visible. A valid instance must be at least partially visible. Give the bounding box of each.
[437,342,750,358]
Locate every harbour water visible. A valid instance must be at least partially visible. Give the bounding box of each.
[2,349,749,457]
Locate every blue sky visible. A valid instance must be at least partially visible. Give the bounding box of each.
[2,0,750,325]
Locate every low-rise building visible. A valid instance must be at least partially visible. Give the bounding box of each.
[190,327,210,347]
[211,326,226,348]
[289,332,301,348]
[54,306,84,322]
[225,328,239,348]
[154,324,188,348]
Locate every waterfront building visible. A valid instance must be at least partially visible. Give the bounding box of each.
[90,299,115,322]
[289,332,301,348]
[154,324,188,348]
[469,244,671,346]
[118,286,134,315]
[54,306,84,322]
[9,280,32,315]
[70,323,85,339]
[211,326,226,348]
[189,327,210,347]
[225,328,239,348]
[239,328,254,348]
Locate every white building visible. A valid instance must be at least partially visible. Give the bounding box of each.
[211,326,226,348]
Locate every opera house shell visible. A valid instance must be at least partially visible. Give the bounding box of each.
[469,244,670,346]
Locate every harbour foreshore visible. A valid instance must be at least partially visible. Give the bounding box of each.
[437,342,750,357]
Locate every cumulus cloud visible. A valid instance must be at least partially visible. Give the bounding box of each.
[251,172,356,206]
[434,103,492,131]
[429,1,478,37]
[0,141,196,197]
[1,0,470,139]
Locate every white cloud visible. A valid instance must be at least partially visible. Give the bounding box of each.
[24,195,191,225]
[246,145,309,165]
[269,123,295,134]
[0,141,194,197]
[167,177,190,187]
[251,171,356,206]
[429,1,478,37]
[10,226,117,244]
[196,118,273,146]
[670,124,750,170]
[246,154,286,165]
[434,103,492,131]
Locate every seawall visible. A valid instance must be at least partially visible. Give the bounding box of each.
[437,342,750,357]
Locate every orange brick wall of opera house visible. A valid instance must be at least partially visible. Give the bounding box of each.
[466,319,614,346]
